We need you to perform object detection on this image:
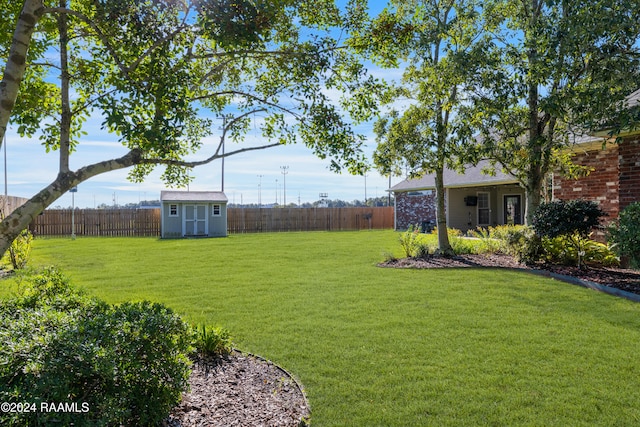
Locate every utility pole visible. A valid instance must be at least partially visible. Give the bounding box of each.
[364,172,368,205]
[221,116,226,192]
[280,165,289,207]
[257,175,263,207]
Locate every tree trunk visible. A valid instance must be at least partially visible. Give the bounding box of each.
[0,0,44,144]
[58,0,71,173]
[524,175,542,225]
[435,166,453,256]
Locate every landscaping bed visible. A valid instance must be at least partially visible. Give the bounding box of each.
[380,253,640,296]
[166,351,309,427]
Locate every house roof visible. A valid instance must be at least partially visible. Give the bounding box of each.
[160,190,228,203]
[593,88,640,137]
[625,88,640,109]
[391,160,518,193]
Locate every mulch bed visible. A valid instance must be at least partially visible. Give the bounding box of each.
[380,253,640,296]
[165,351,310,427]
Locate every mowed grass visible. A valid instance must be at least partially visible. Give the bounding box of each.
[7,231,640,426]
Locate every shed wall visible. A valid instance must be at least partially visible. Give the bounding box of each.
[161,202,228,238]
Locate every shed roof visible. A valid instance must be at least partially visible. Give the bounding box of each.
[391,160,518,193]
[161,190,228,202]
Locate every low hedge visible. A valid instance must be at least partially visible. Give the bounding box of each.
[0,267,193,426]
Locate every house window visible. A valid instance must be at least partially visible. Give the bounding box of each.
[212,204,221,216]
[169,204,178,217]
[477,192,490,225]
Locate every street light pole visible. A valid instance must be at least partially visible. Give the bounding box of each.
[70,186,78,240]
[280,166,289,207]
[257,175,263,207]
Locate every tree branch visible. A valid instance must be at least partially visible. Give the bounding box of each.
[140,142,282,168]
[192,91,301,119]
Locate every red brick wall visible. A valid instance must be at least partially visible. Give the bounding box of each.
[395,191,436,230]
[618,136,640,212]
[553,144,620,221]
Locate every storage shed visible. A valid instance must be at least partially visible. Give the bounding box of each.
[160,190,228,238]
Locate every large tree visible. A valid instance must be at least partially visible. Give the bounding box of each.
[467,0,640,224]
[0,0,374,254]
[355,0,486,254]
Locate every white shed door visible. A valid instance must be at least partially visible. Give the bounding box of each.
[184,205,207,236]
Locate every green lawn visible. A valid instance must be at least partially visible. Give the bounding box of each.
[5,231,640,426]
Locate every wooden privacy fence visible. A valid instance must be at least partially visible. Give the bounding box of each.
[227,207,394,233]
[0,195,29,215]
[33,207,394,237]
[33,209,162,237]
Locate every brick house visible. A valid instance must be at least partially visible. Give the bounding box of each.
[554,88,640,223]
[391,161,524,231]
[391,89,640,231]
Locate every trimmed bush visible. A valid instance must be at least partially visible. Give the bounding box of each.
[531,199,605,239]
[608,201,640,269]
[532,200,605,267]
[0,267,192,426]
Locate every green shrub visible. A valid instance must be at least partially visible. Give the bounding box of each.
[429,227,480,255]
[450,235,478,255]
[413,240,434,258]
[399,225,421,258]
[532,199,605,239]
[489,225,542,264]
[532,200,605,267]
[0,267,193,427]
[1,230,33,270]
[541,234,619,267]
[608,202,640,269]
[193,323,232,357]
[469,227,502,254]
